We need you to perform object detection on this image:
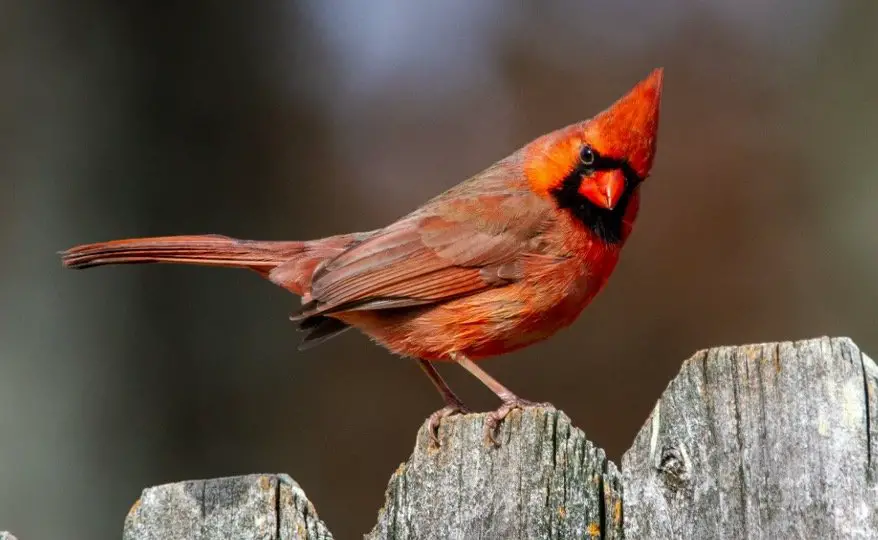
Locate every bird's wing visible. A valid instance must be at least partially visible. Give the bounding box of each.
[290,191,553,319]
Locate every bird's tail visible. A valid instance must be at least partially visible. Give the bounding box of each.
[60,234,306,274]
[60,232,365,298]
[61,232,372,348]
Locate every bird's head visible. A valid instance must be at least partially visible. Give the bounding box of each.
[524,68,663,243]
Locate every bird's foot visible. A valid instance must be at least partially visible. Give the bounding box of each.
[427,402,472,448]
[484,397,555,447]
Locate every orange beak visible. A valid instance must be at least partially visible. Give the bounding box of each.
[578,169,626,210]
[585,68,663,180]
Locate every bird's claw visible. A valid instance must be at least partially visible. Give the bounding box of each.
[484,398,555,447]
[427,403,471,447]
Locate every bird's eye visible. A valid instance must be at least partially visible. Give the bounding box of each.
[579,145,595,166]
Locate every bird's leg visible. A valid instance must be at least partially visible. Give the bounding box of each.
[418,359,471,446]
[452,353,554,446]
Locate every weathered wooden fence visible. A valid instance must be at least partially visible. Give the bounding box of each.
[73,336,878,538]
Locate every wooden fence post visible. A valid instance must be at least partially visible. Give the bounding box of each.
[622,337,877,538]
[112,336,876,539]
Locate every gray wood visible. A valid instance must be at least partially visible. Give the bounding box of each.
[622,336,878,539]
[113,336,878,539]
[122,473,332,540]
[367,408,622,540]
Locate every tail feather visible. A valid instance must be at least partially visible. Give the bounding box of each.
[296,316,352,350]
[61,232,367,349]
[60,234,306,272]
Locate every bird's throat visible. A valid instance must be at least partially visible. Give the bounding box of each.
[549,164,641,245]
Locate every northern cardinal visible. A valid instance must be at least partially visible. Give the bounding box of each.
[61,69,663,445]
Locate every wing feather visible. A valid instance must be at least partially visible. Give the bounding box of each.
[291,190,554,320]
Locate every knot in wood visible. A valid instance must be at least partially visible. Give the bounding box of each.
[657,442,691,493]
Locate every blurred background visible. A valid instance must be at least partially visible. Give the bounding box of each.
[2,1,876,538]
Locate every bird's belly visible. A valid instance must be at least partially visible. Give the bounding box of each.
[338,270,604,361]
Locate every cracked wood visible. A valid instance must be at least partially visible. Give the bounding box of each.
[113,336,878,539]
[622,336,878,539]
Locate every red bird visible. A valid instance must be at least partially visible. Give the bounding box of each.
[61,69,663,445]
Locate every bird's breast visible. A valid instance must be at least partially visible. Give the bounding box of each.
[340,242,622,361]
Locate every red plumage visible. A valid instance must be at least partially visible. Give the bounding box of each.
[61,69,663,445]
